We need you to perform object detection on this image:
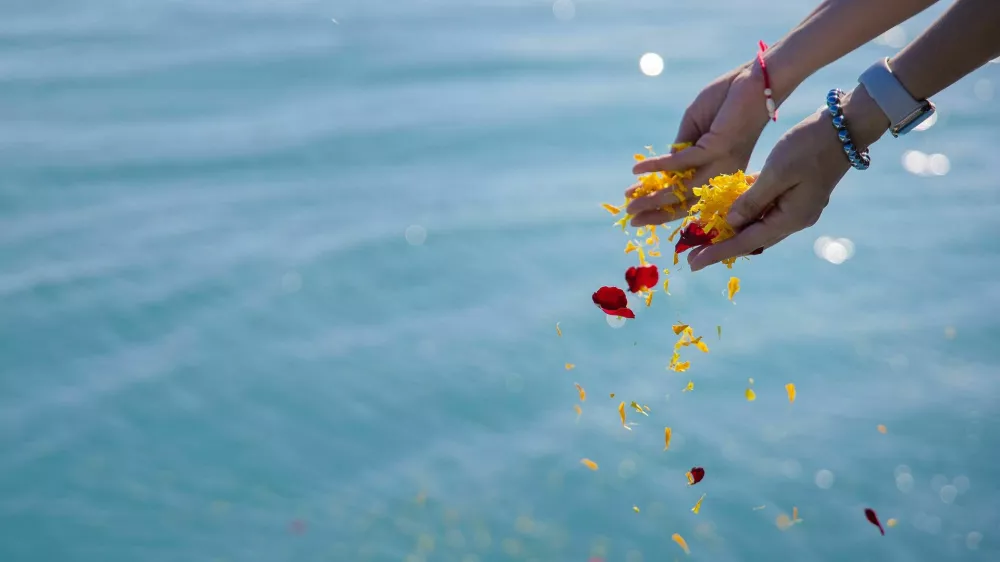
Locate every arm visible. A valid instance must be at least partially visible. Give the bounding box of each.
[844,0,1000,149]
[687,0,1000,271]
[764,0,941,104]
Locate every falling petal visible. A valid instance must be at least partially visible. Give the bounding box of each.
[691,494,706,514]
[625,241,638,254]
[792,507,800,521]
[625,264,659,293]
[634,154,646,162]
[877,424,887,434]
[581,458,599,471]
[671,533,690,555]
[602,203,623,215]
[609,393,615,398]
[618,402,630,429]
[672,324,690,335]
[716,325,722,339]
[630,401,648,416]
[663,279,670,294]
[748,377,754,385]
[753,505,766,511]
[887,518,897,527]
[727,277,740,301]
[682,380,694,391]
[575,383,586,401]
[745,388,756,401]
[785,383,796,403]
[565,363,575,370]
[686,467,705,485]
[864,508,885,535]
[664,427,672,450]
[633,505,640,513]
[645,291,654,307]
[574,405,582,417]
[556,323,562,337]
[776,514,794,531]
[693,337,709,353]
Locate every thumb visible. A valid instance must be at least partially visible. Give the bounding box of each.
[726,167,786,228]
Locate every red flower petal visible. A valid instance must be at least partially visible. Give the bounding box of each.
[675,223,718,254]
[864,508,884,535]
[688,466,705,485]
[593,286,628,310]
[625,264,659,293]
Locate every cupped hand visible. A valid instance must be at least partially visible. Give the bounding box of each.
[686,86,888,271]
[626,63,771,227]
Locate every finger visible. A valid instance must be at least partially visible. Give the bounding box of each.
[629,205,688,227]
[726,166,789,229]
[688,219,787,272]
[626,188,683,215]
[633,145,710,175]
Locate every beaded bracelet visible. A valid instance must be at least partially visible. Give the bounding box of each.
[825,88,871,171]
[757,41,777,122]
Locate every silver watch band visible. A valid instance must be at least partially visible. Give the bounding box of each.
[858,58,924,132]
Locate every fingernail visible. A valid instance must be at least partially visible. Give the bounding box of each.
[726,211,746,227]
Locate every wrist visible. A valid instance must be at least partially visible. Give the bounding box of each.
[840,84,890,150]
[758,41,809,106]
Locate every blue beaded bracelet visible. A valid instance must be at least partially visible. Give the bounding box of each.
[825,88,871,171]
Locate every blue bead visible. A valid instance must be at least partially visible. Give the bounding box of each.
[827,91,840,106]
[838,129,849,142]
[845,143,856,153]
[832,114,846,129]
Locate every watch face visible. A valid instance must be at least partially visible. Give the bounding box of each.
[896,102,936,136]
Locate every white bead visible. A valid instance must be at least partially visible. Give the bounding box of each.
[764,88,773,96]
[765,99,776,112]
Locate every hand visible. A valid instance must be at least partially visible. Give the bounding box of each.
[626,63,771,227]
[687,86,890,272]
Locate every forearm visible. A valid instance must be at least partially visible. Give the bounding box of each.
[891,0,1000,101]
[761,0,940,104]
[842,0,1000,150]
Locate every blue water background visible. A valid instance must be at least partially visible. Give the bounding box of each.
[2,1,1000,561]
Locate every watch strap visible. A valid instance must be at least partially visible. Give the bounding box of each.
[858,58,922,130]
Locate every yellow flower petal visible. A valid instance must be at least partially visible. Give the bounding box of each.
[609,393,615,398]
[644,291,654,307]
[574,404,582,417]
[648,249,661,257]
[745,388,756,401]
[682,380,694,392]
[673,252,679,265]
[671,324,689,335]
[574,383,586,402]
[663,427,672,450]
[602,203,622,215]
[630,401,648,415]
[877,424,887,434]
[555,322,562,337]
[633,154,646,162]
[633,505,640,513]
[624,240,638,254]
[671,533,690,555]
[887,518,897,527]
[691,494,706,514]
[638,247,646,265]
[727,277,740,301]
[662,279,670,294]
[636,228,645,237]
[693,337,709,353]
[565,363,575,370]
[792,506,800,522]
[674,362,691,373]
[785,383,796,403]
[776,514,794,531]
[618,401,629,429]
[580,458,598,471]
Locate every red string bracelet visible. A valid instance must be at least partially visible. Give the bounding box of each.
[757,40,777,122]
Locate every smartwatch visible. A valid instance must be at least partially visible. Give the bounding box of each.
[858,58,935,137]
